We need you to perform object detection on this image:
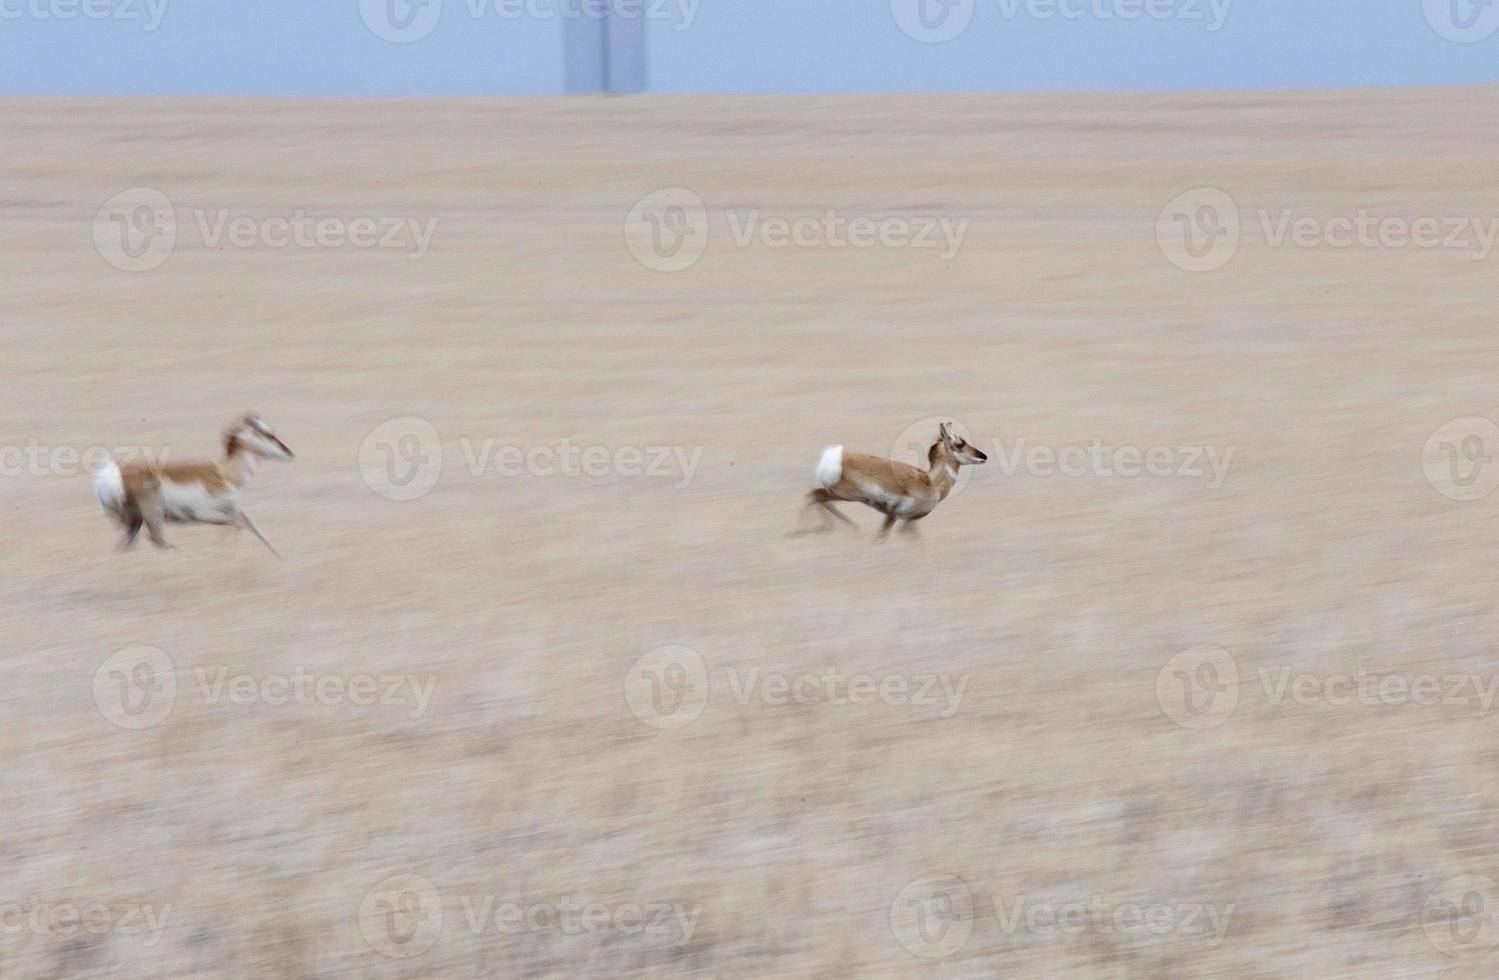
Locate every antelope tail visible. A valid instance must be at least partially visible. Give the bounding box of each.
[815,445,843,489]
[93,459,126,513]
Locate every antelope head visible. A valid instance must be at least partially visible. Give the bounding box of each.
[935,422,987,466]
[227,413,295,461]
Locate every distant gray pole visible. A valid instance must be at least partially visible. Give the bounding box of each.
[563,9,646,93]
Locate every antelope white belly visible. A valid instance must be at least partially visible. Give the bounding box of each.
[900,497,936,518]
[160,480,232,522]
[857,480,917,516]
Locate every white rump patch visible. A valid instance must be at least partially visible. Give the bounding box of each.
[93,460,125,513]
[815,445,843,489]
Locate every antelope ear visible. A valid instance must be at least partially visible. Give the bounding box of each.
[938,422,952,440]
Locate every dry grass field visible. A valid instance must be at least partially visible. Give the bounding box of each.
[4,87,1499,977]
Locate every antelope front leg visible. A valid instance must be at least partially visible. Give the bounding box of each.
[236,509,281,558]
[877,513,897,540]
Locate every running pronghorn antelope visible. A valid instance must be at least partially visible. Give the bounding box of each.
[801,422,987,537]
[93,414,294,556]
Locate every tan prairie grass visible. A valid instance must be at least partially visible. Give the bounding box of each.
[2,89,1499,977]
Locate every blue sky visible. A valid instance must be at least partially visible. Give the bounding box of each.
[3,0,1498,94]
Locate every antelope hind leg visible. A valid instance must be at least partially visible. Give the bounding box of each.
[791,489,857,536]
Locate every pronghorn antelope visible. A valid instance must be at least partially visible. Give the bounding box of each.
[801,422,987,537]
[93,414,294,556]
